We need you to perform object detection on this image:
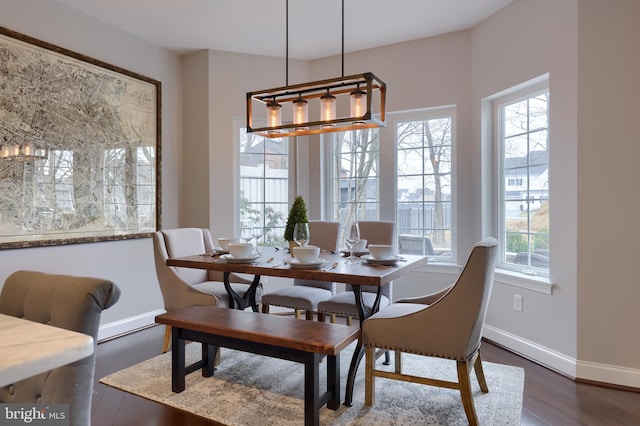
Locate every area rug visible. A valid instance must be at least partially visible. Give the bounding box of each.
[100,343,524,425]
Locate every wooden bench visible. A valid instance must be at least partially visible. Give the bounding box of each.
[155,305,360,426]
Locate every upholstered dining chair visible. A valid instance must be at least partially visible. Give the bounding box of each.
[261,220,340,321]
[317,220,396,325]
[362,237,498,426]
[0,270,120,426]
[153,228,261,352]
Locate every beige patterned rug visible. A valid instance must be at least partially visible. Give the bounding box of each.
[100,343,524,425]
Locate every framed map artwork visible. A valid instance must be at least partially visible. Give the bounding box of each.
[0,26,161,249]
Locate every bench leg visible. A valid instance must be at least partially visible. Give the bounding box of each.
[201,343,216,377]
[304,353,321,426]
[171,332,186,393]
[327,353,340,410]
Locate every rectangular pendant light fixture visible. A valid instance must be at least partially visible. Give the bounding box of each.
[245,0,386,139]
[247,72,386,138]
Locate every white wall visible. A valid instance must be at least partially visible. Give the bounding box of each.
[576,0,640,384]
[471,0,580,370]
[0,0,184,340]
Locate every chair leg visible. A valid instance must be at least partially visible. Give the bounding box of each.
[214,347,221,366]
[394,351,402,374]
[261,303,269,314]
[346,316,352,326]
[457,359,480,426]
[473,351,489,393]
[330,313,336,323]
[305,310,314,320]
[162,325,171,353]
[317,312,326,322]
[294,309,302,319]
[365,345,376,406]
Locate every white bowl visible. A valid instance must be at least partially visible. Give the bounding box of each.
[227,242,254,258]
[368,244,394,259]
[292,245,321,263]
[353,239,368,251]
[218,237,244,250]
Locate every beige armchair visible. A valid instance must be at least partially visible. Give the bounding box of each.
[317,220,395,325]
[153,228,261,352]
[362,237,498,426]
[0,270,120,426]
[261,220,339,321]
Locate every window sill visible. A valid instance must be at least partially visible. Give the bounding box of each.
[415,261,462,275]
[410,262,553,295]
[494,269,553,294]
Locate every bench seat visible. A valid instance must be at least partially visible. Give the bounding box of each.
[155,305,360,426]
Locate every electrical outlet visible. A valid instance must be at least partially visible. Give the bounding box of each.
[513,294,523,312]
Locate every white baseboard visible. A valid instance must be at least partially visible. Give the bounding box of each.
[484,325,640,389]
[576,359,640,389]
[97,309,165,342]
[483,324,577,378]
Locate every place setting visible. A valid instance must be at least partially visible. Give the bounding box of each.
[359,244,406,267]
[286,245,328,269]
[219,242,260,264]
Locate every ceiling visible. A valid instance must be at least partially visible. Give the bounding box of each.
[55,0,513,60]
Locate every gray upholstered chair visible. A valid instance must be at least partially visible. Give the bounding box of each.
[0,270,120,426]
[317,220,395,325]
[153,228,261,352]
[362,237,498,426]
[261,220,340,321]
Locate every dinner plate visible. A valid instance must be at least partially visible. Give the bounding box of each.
[339,248,369,257]
[361,254,400,266]
[220,254,260,263]
[286,258,328,269]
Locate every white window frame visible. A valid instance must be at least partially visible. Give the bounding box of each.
[322,106,457,264]
[234,118,295,245]
[392,107,456,262]
[483,75,553,293]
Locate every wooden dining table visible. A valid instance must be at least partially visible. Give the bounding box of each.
[167,246,427,406]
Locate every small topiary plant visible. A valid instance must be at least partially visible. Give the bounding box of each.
[284,195,308,242]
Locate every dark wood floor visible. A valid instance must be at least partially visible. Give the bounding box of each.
[92,324,640,425]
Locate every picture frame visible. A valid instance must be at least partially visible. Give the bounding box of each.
[0,26,161,249]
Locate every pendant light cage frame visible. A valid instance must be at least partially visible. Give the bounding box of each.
[247,72,386,138]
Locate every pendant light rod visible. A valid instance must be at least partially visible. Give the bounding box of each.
[286,0,289,87]
[341,0,344,78]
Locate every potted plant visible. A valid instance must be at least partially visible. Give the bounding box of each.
[284,195,309,253]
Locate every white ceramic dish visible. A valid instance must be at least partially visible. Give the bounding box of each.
[361,254,400,266]
[213,247,229,254]
[220,254,260,264]
[286,258,328,269]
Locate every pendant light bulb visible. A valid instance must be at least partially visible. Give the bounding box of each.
[320,90,336,126]
[266,98,282,132]
[350,85,366,123]
[293,94,308,130]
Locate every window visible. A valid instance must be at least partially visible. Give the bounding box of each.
[238,125,290,247]
[396,111,453,259]
[325,107,456,261]
[328,128,379,241]
[494,81,550,276]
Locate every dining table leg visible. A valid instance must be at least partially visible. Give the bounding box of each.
[223,272,261,311]
[343,285,385,406]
